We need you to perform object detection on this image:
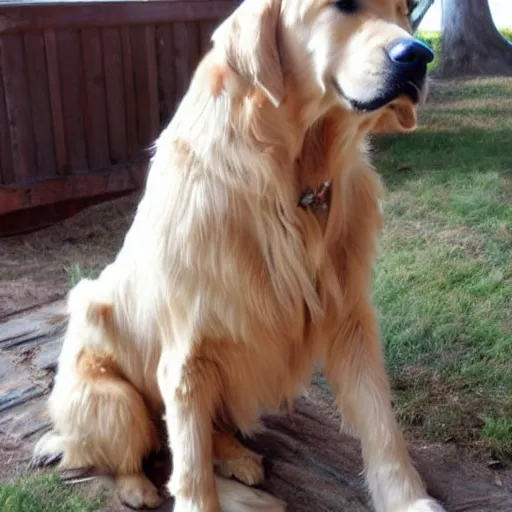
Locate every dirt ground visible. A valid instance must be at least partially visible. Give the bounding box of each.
[1,197,511,510]
[0,194,139,319]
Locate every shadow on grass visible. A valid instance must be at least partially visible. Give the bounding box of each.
[373,126,512,189]
[427,81,512,104]
[424,106,512,118]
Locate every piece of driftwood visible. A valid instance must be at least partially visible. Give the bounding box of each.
[1,303,511,511]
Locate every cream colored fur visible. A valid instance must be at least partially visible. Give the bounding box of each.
[35,1,445,511]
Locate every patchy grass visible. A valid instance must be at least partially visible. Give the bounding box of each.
[373,77,512,460]
[66,263,102,288]
[0,473,104,512]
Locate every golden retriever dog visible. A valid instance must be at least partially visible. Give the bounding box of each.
[34,0,445,511]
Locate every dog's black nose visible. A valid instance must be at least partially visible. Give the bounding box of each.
[388,38,434,70]
[386,38,434,101]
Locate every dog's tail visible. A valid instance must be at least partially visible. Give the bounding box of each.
[216,475,286,511]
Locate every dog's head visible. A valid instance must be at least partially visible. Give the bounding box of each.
[212,0,433,132]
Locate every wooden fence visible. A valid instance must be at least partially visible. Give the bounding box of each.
[0,0,236,234]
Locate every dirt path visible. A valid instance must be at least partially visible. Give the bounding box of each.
[1,197,511,510]
[0,194,138,319]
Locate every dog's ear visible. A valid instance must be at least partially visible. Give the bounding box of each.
[212,0,283,107]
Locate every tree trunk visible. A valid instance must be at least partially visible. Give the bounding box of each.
[438,0,512,77]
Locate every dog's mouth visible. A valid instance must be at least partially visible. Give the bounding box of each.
[332,77,423,113]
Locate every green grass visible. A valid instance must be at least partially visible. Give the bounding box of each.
[0,473,104,512]
[66,263,102,288]
[373,77,512,460]
[415,29,512,73]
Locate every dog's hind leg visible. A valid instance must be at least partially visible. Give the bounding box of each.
[34,349,163,509]
[325,301,445,512]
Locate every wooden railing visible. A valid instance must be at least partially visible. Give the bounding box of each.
[0,0,236,231]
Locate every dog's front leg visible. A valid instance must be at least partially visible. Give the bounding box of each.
[158,347,221,512]
[325,301,445,512]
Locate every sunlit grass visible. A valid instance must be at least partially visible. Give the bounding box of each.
[373,77,512,459]
[0,473,104,512]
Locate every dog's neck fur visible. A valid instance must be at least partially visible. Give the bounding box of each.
[252,20,375,222]
[246,68,372,230]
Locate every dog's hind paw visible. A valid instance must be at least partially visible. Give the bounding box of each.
[398,498,446,512]
[117,473,164,509]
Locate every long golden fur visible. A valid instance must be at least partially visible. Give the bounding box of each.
[35,1,445,511]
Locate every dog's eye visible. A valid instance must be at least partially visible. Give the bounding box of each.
[334,0,358,14]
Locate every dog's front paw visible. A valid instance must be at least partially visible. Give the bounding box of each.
[173,498,199,512]
[173,497,220,512]
[397,498,446,512]
[116,474,164,509]
[216,454,264,486]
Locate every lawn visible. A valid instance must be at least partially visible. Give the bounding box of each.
[373,76,512,460]
[0,473,104,512]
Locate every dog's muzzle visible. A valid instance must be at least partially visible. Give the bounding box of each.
[336,37,434,113]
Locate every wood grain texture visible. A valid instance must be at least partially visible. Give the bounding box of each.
[0,45,14,185]
[81,28,110,170]
[156,23,176,127]
[101,27,127,164]
[44,29,68,176]
[1,34,36,183]
[121,26,138,159]
[0,0,237,224]
[0,162,146,214]
[173,22,191,104]
[56,29,87,173]
[0,1,237,35]
[130,25,159,150]
[24,32,57,179]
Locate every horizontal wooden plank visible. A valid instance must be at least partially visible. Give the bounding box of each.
[0,397,52,442]
[0,162,147,214]
[0,301,65,341]
[0,1,237,35]
[0,192,135,237]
